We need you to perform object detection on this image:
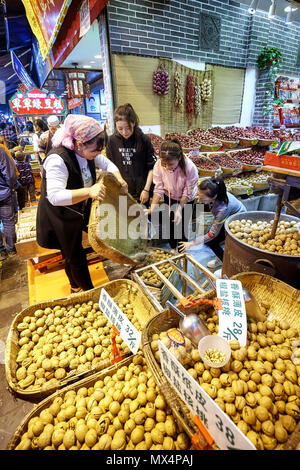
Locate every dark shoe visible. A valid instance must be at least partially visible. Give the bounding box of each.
[7,250,17,258]
[0,251,7,261]
[70,287,83,295]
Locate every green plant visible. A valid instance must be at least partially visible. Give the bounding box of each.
[257,48,283,116]
[257,47,282,70]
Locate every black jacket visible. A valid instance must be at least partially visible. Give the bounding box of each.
[36,146,96,253]
[106,127,156,200]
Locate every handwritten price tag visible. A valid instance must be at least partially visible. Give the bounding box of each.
[216,279,247,347]
[158,341,255,450]
[99,288,141,354]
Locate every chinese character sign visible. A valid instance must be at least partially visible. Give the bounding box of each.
[99,288,141,354]
[158,341,255,450]
[9,88,64,115]
[216,279,247,347]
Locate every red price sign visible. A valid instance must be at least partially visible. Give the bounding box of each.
[9,88,65,115]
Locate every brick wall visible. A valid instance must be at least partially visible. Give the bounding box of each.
[107,0,300,126]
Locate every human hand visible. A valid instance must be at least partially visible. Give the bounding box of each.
[119,179,128,195]
[144,208,151,217]
[140,189,149,204]
[89,182,106,201]
[174,206,182,225]
[178,241,192,253]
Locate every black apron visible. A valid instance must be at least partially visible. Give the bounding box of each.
[36,146,96,256]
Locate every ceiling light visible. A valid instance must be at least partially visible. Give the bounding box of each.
[268,0,276,18]
[83,65,92,68]
[284,5,297,12]
[89,61,96,64]
[248,0,259,14]
[94,55,101,59]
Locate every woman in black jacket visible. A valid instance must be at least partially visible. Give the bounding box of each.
[106,104,156,204]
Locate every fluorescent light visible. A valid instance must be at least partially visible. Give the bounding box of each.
[285,9,294,23]
[89,61,96,64]
[83,65,92,68]
[94,55,101,59]
[268,0,276,18]
[248,0,259,14]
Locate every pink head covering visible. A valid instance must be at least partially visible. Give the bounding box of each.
[52,114,103,150]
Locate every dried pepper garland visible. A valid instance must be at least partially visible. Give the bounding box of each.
[152,64,169,95]
[186,74,194,126]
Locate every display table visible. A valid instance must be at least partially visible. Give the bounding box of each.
[262,166,300,219]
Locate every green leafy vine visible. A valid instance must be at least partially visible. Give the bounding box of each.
[257,47,283,115]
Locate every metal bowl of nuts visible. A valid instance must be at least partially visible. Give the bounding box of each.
[198,335,231,368]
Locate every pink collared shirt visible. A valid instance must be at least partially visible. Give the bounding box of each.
[153,156,198,202]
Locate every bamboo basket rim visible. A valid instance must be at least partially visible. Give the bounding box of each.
[142,272,300,449]
[236,137,259,145]
[88,172,148,266]
[5,279,158,402]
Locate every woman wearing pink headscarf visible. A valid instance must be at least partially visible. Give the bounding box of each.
[37,114,128,294]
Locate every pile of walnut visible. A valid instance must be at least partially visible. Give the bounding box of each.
[14,355,191,450]
[151,309,300,450]
[228,219,300,255]
[15,300,140,391]
[140,250,175,286]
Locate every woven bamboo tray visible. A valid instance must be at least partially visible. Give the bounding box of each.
[237,137,259,147]
[257,139,278,147]
[5,279,158,402]
[220,139,239,149]
[88,172,148,266]
[199,142,222,152]
[142,272,300,449]
[208,154,243,174]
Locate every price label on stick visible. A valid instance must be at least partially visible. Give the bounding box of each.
[99,288,141,354]
[158,341,255,450]
[216,279,247,347]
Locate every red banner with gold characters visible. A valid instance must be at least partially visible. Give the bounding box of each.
[22,0,72,59]
[9,88,65,116]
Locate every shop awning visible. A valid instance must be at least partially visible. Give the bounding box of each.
[22,0,109,67]
[21,0,73,60]
[51,0,109,68]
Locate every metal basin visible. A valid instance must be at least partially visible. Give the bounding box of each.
[223,211,300,289]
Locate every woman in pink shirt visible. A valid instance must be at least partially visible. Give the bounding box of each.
[146,138,199,251]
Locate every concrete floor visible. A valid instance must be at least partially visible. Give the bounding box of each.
[0,242,216,450]
[0,254,33,450]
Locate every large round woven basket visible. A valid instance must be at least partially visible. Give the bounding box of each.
[7,352,208,450]
[142,272,300,450]
[88,172,148,266]
[5,279,158,402]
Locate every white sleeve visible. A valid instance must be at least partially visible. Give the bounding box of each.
[44,154,73,206]
[94,153,119,173]
[32,134,39,152]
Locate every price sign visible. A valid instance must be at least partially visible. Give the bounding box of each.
[99,289,141,354]
[216,279,247,347]
[158,341,255,450]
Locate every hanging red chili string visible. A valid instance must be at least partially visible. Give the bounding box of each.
[186,74,195,127]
